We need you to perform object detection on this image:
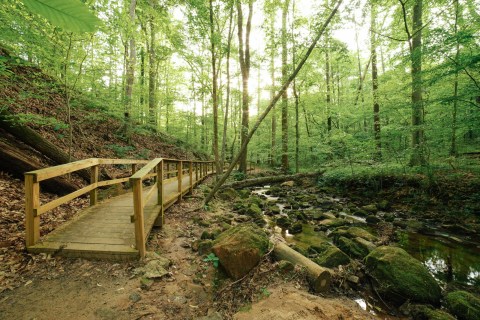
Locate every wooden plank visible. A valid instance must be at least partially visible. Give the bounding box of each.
[97,159,149,165]
[90,165,99,206]
[35,184,97,217]
[132,179,146,258]
[25,175,40,247]
[27,158,99,182]
[164,176,178,184]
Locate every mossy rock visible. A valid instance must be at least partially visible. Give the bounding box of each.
[201,230,215,240]
[276,215,292,229]
[249,196,264,207]
[366,215,381,225]
[336,236,371,259]
[289,222,303,234]
[246,203,262,217]
[212,223,269,280]
[445,291,480,320]
[312,243,350,268]
[278,260,295,272]
[198,240,213,255]
[266,205,281,215]
[365,246,442,305]
[353,208,369,217]
[237,189,251,199]
[361,204,378,213]
[218,187,238,200]
[319,218,349,229]
[409,304,455,320]
[330,227,377,242]
[377,200,390,211]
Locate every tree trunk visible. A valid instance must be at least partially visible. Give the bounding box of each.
[0,110,92,182]
[325,41,332,133]
[210,0,221,178]
[273,240,332,293]
[0,139,78,195]
[269,9,277,167]
[204,0,343,204]
[221,4,235,169]
[237,0,253,173]
[450,0,460,157]
[124,0,136,143]
[281,0,290,173]
[409,0,426,166]
[149,17,157,128]
[371,3,381,160]
[221,171,323,189]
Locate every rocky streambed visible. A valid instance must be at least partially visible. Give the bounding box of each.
[216,179,480,319]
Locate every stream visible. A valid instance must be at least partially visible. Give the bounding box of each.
[251,185,480,316]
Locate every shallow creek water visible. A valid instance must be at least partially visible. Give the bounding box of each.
[251,186,480,316]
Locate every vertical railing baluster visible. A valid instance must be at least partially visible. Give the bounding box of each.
[132,177,146,258]
[177,160,183,201]
[25,174,40,247]
[90,165,99,206]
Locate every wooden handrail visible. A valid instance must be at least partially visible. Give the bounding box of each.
[25,156,217,258]
[24,158,150,247]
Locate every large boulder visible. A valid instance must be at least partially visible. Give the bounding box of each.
[445,291,480,320]
[212,223,269,280]
[330,226,377,242]
[409,304,455,320]
[365,246,441,305]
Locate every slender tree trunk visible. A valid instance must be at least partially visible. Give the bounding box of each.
[410,0,425,165]
[450,0,460,157]
[124,0,136,143]
[149,18,157,128]
[281,0,290,173]
[325,41,332,134]
[269,10,277,167]
[237,0,253,173]
[371,3,381,160]
[292,0,299,173]
[140,47,145,122]
[209,0,221,178]
[221,4,234,169]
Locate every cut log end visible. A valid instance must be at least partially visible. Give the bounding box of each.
[311,269,331,293]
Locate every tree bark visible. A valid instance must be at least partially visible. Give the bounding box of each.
[273,240,332,293]
[0,139,78,195]
[237,0,253,173]
[450,0,460,157]
[148,15,157,128]
[204,0,343,204]
[0,110,92,182]
[371,3,381,160]
[221,171,323,189]
[124,0,137,143]
[281,0,290,173]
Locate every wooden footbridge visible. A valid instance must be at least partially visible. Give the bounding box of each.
[24,158,217,260]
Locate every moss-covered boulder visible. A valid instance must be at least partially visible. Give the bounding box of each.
[218,187,239,200]
[366,215,381,224]
[319,218,349,228]
[212,223,269,280]
[330,226,377,242]
[409,304,455,320]
[365,246,442,305]
[289,222,303,234]
[237,189,251,199]
[276,215,292,229]
[336,236,372,259]
[311,243,350,268]
[445,291,480,320]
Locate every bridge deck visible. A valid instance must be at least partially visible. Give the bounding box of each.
[28,173,204,260]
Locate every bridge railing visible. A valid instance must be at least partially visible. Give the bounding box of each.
[24,157,216,257]
[130,158,215,257]
[24,158,152,247]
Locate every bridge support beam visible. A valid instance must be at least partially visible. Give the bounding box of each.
[25,174,40,247]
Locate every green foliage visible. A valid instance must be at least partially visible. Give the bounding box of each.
[259,287,271,298]
[232,170,246,181]
[21,0,101,32]
[13,113,69,131]
[203,253,219,268]
[107,144,135,158]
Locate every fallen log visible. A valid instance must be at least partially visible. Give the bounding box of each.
[273,239,332,293]
[0,139,78,195]
[0,109,93,182]
[221,171,324,189]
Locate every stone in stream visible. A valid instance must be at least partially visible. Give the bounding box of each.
[212,223,269,280]
[408,304,455,320]
[310,242,350,268]
[366,215,381,225]
[361,204,378,213]
[289,222,303,234]
[365,246,442,305]
[329,226,377,242]
[276,215,292,229]
[445,291,480,320]
[335,236,375,259]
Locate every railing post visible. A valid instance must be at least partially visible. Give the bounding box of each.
[132,178,146,258]
[189,161,193,193]
[195,162,198,183]
[132,163,137,175]
[25,174,40,247]
[90,165,99,206]
[177,160,183,201]
[155,160,164,227]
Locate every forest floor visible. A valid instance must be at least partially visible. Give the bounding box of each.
[0,174,385,320]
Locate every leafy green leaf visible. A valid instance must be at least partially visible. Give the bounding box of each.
[21,0,101,32]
